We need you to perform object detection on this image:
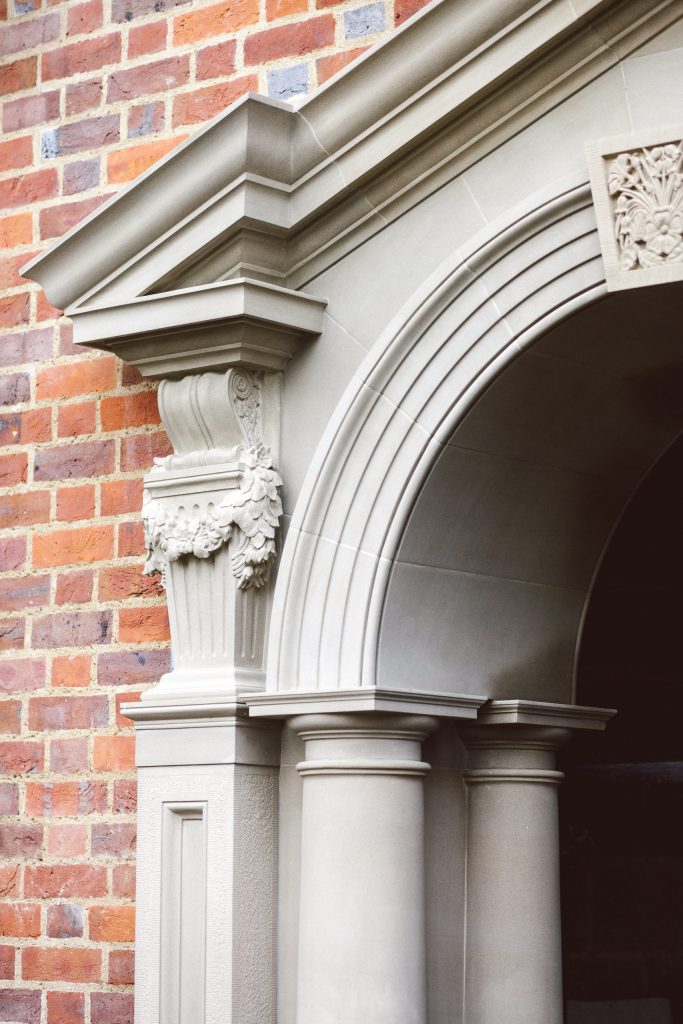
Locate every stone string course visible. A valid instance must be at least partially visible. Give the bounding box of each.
[0,0,428,1018]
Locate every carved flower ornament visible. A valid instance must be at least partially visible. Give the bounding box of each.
[608,142,683,270]
[142,444,282,590]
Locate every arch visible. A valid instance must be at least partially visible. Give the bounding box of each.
[268,171,611,693]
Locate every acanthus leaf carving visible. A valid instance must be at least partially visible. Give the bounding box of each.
[608,141,683,271]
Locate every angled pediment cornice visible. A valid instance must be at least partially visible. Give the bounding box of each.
[23,0,681,315]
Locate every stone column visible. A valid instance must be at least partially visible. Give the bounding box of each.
[460,701,615,1024]
[291,712,437,1024]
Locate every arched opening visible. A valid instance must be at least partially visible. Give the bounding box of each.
[560,431,683,1023]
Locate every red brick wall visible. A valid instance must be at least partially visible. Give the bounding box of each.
[0,0,429,1018]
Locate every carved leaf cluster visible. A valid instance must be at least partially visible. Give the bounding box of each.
[608,142,683,270]
[143,445,282,590]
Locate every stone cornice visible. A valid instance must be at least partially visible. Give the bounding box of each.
[22,0,681,313]
[476,699,616,731]
[245,687,486,719]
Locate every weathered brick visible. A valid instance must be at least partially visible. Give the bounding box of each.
[50,737,89,774]
[35,290,64,324]
[115,690,141,728]
[128,19,167,57]
[117,519,145,557]
[0,657,44,694]
[33,524,113,568]
[47,992,84,1024]
[28,694,109,731]
[89,904,135,941]
[267,0,307,18]
[0,327,52,368]
[0,56,36,95]
[0,491,50,529]
[65,78,102,116]
[36,357,117,401]
[0,251,39,291]
[0,698,20,734]
[0,782,19,815]
[92,822,136,859]
[0,407,51,445]
[0,943,15,979]
[0,824,42,859]
[112,0,190,20]
[56,486,96,524]
[32,609,113,648]
[101,477,143,516]
[0,292,30,328]
[119,604,170,643]
[63,158,100,196]
[67,0,103,35]
[89,993,134,1024]
[43,115,119,161]
[0,617,24,651]
[0,904,41,938]
[0,537,26,572]
[112,863,135,899]
[108,54,189,102]
[0,740,43,775]
[0,371,29,405]
[55,570,93,606]
[99,564,162,601]
[172,74,258,127]
[244,14,334,63]
[0,136,33,174]
[174,0,258,44]
[40,194,107,240]
[0,213,33,250]
[0,575,50,612]
[46,902,84,937]
[0,451,28,485]
[0,168,57,209]
[98,649,169,687]
[0,11,59,57]
[0,989,40,1024]
[196,38,236,80]
[113,778,137,813]
[109,948,135,985]
[47,823,88,859]
[34,440,115,481]
[0,866,20,898]
[93,735,135,772]
[127,100,165,138]
[42,32,121,80]
[120,430,172,471]
[22,946,101,983]
[26,780,107,817]
[50,653,92,687]
[107,135,183,185]
[3,90,60,133]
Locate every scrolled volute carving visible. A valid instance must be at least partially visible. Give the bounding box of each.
[609,141,683,270]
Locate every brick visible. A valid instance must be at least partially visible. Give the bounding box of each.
[51,653,92,687]
[47,824,87,859]
[0,408,51,445]
[67,0,103,35]
[0,451,28,485]
[174,0,258,44]
[0,617,24,651]
[0,136,33,174]
[98,649,169,687]
[47,992,84,1024]
[63,158,100,196]
[0,943,15,979]
[115,690,141,728]
[122,363,143,386]
[395,0,429,22]
[65,78,102,118]
[0,824,42,859]
[3,90,60,133]
[0,698,20,733]
[0,491,50,529]
[196,39,236,80]
[0,169,56,209]
[90,994,134,1024]
[0,11,59,57]
[112,863,135,899]
[0,904,40,938]
[267,0,307,17]
[28,695,108,731]
[42,32,121,80]
[113,778,137,812]
[128,20,166,57]
[101,477,143,516]
[33,525,114,569]
[55,485,97,523]
[99,564,162,601]
[36,357,117,401]
[0,576,49,612]
[0,537,26,572]
[0,56,36,94]
[27,780,107,817]
[90,904,135,941]
[92,822,136,858]
[0,866,19,898]
[22,946,101,983]
[0,990,40,1024]
[47,903,84,938]
[0,292,30,328]
[344,2,385,38]
[55,570,93,606]
[108,55,189,102]
[50,737,89,774]
[24,863,106,900]
[0,657,44,694]
[118,520,145,557]
[58,400,97,437]
[0,212,33,249]
[0,251,39,291]
[43,115,119,160]
[0,327,52,368]
[0,740,42,775]
[59,321,77,356]
[127,100,165,138]
[34,440,115,481]
[0,782,18,815]
[120,430,171,471]
[35,290,63,323]
[244,14,334,64]
[107,135,184,185]
[112,0,190,20]
[93,735,135,772]
[119,604,170,643]
[40,195,107,240]
[32,610,113,649]
[109,949,134,985]
[172,74,258,127]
